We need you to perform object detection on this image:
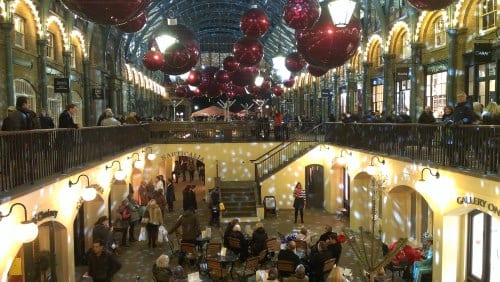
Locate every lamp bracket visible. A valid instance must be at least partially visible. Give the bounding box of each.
[105,160,122,170]
[0,202,29,222]
[69,174,90,188]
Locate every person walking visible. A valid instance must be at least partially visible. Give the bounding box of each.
[165,178,176,212]
[293,182,306,223]
[84,239,121,282]
[146,199,163,248]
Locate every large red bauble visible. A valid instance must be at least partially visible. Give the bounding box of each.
[283,76,295,88]
[240,8,270,38]
[60,0,150,25]
[174,85,188,97]
[233,37,264,67]
[285,52,306,72]
[142,51,164,71]
[215,70,231,84]
[246,84,260,95]
[307,64,329,77]
[283,0,321,30]
[162,43,192,75]
[296,9,361,69]
[201,66,219,82]
[231,66,259,87]
[186,70,202,86]
[407,0,455,11]
[117,11,146,33]
[272,85,284,96]
[223,56,240,72]
[154,24,199,69]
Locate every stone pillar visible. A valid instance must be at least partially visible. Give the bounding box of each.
[346,68,353,113]
[332,74,339,119]
[2,23,15,106]
[383,53,395,113]
[63,51,72,104]
[38,39,48,110]
[83,59,92,126]
[446,29,459,105]
[410,43,423,121]
[108,76,117,115]
[362,62,371,114]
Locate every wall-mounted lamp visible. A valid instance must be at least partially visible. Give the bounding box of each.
[334,149,353,167]
[128,152,144,169]
[142,146,157,161]
[415,168,440,190]
[69,174,97,201]
[105,160,126,181]
[366,156,386,176]
[0,203,39,243]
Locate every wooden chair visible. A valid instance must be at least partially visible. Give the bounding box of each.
[257,248,268,267]
[266,238,281,256]
[206,258,230,281]
[206,242,222,258]
[234,256,260,281]
[180,242,199,270]
[277,260,296,279]
[228,237,242,255]
[294,239,308,254]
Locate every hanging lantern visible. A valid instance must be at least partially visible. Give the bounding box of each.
[240,7,270,38]
[233,37,264,67]
[327,0,357,27]
[295,8,361,69]
[283,0,321,30]
[407,0,456,11]
[60,0,150,25]
[142,51,165,71]
[285,52,306,73]
[117,10,147,33]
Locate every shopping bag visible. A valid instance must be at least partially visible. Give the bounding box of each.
[138,226,147,241]
[219,202,225,211]
[158,225,167,243]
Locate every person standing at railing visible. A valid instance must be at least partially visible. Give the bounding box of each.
[2,96,40,131]
[274,111,284,141]
[38,109,55,129]
[59,104,80,129]
[293,182,306,224]
[1,106,17,131]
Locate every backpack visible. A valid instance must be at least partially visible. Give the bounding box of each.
[120,208,131,220]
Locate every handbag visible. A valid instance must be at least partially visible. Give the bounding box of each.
[219,202,225,211]
[138,226,147,241]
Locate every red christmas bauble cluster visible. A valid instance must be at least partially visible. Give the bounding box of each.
[285,52,306,73]
[60,0,150,25]
[240,8,270,37]
[407,0,455,11]
[223,56,240,72]
[283,0,321,30]
[233,37,264,67]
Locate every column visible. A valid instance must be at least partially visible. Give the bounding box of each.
[332,73,339,119]
[108,76,117,115]
[63,51,72,104]
[2,22,15,106]
[410,43,423,121]
[38,39,48,109]
[446,29,459,105]
[362,62,371,114]
[83,59,92,126]
[382,53,395,113]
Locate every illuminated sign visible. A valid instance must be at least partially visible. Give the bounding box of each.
[456,196,499,217]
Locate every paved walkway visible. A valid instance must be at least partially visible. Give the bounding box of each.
[77,180,408,281]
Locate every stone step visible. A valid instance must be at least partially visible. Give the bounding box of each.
[222,210,257,217]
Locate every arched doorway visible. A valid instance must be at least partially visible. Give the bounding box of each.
[305,164,324,208]
[36,220,68,281]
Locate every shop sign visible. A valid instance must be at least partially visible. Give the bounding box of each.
[474,43,492,64]
[92,88,104,99]
[321,89,332,97]
[33,209,58,222]
[425,61,447,74]
[456,196,500,217]
[162,151,204,162]
[396,67,410,80]
[54,77,69,93]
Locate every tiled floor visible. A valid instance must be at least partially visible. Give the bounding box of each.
[76,180,408,281]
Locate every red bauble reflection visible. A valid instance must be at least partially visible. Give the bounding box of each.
[285,52,306,72]
[174,85,188,97]
[215,70,231,84]
[223,56,240,72]
[307,64,329,77]
[60,0,150,25]
[283,0,321,30]
[154,24,199,69]
[162,43,192,75]
[272,85,284,96]
[283,77,295,88]
[407,0,455,11]
[246,84,260,95]
[142,51,164,71]
[186,70,202,86]
[296,11,361,69]
[233,37,264,67]
[240,8,270,38]
[117,11,147,33]
[231,66,259,87]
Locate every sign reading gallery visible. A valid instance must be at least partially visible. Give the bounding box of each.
[457,196,500,217]
[162,151,204,162]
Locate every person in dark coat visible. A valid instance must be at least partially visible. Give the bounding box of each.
[228,224,249,260]
[39,109,55,129]
[308,241,333,282]
[209,187,220,227]
[92,216,114,251]
[168,209,201,244]
[277,241,300,268]
[326,233,342,266]
[165,178,176,212]
[84,239,121,282]
[3,96,39,131]
[182,185,197,211]
[58,104,79,128]
[452,92,476,125]
[250,222,268,256]
[223,218,239,248]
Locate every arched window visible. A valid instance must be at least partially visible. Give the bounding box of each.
[434,17,446,48]
[402,33,411,59]
[480,0,497,31]
[71,91,83,125]
[14,79,37,112]
[47,86,63,126]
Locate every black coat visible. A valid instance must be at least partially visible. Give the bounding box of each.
[277,249,300,268]
[87,250,121,282]
[251,227,268,255]
[59,110,78,128]
[166,183,176,202]
[182,189,197,211]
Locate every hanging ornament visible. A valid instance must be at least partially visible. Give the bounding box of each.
[233,37,264,67]
[307,64,329,77]
[214,70,231,84]
[295,8,361,69]
[60,0,150,25]
[186,70,202,86]
[283,0,321,30]
[272,85,284,96]
[285,52,306,72]
[283,76,295,88]
[142,51,165,71]
[231,66,259,87]
[117,11,147,33]
[240,7,270,37]
[174,85,188,97]
[223,56,240,72]
[162,43,192,75]
[407,0,455,11]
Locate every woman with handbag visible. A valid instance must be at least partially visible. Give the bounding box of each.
[293,182,306,224]
[146,199,163,248]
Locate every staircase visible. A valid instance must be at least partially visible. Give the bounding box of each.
[217,180,258,220]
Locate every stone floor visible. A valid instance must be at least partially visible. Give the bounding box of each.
[76,179,408,281]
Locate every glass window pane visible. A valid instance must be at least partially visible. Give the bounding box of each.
[471,213,484,279]
[491,216,500,281]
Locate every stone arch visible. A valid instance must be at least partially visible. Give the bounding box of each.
[350,172,373,232]
[46,16,65,64]
[453,0,479,29]
[70,34,84,73]
[415,10,450,44]
[12,0,41,52]
[71,90,83,125]
[387,21,410,60]
[14,78,37,111]
[364,35,383,67]
[36,220,69,280]
[71,30,87,58]
[350,51,362,74]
